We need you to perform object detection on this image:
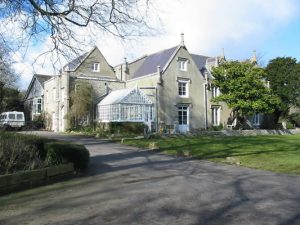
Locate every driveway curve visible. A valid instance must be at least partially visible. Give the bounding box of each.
[1,131,300,225]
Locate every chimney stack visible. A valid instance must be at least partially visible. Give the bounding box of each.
[157,65,162,85]
[180,33,185,47]
[220,48,225,61]
[251,50,257,64]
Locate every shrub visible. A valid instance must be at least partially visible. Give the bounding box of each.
[45,142,90,170]
[286,121,294,129]
[0,132,45,174]
[32,113,46,129]
[109,122,146,135]
[288,113,300,127]
[208,124,224,131]
[0,132,90,174]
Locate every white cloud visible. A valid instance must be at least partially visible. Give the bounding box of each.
[8,0,300,89]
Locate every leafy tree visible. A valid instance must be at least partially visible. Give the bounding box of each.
[68,81,93,127]
[1,87,24,112]
[265,57,300,118]
[212,61,280,123]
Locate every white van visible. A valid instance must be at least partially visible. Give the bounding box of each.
[0,111,25,130]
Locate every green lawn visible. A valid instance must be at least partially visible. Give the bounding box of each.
[123,134,300,174]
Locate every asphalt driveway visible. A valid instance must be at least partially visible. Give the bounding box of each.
[1,131,300,225]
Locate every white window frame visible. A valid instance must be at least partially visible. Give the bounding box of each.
[33,97,42,114]
[212,86,220,98]
[91,62,100,72]
[178,58,188,71]
[178,79,189,98]
[212,106,220,126]
[178,105,189,125]
[253,113,260,126]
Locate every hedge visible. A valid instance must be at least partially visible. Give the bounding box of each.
[0,132,90,174]
[45,142,90,170]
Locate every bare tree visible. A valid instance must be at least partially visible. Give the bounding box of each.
[0,43,19,111]
[0,44,18,86]
[0,0,154,62]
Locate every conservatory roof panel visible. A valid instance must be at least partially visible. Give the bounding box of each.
[99,89,133,105]
[99,88,153,105]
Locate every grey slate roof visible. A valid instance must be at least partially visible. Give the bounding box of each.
[63,52,88,72]
[190,54,210,72]
[24,74,53,99]
[35,74,52,88]
[131,46,178,79]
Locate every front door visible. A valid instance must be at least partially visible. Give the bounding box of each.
[178,106,189,133]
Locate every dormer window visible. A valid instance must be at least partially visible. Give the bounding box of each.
[178,58,188,71]
[92,63,100,72]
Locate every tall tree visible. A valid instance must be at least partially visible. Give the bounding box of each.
[68,81,93,127]
[0,44,19,111]
[0,0,153,58]
[265,57,300,118]
[212,61,280,123]
[1,87,24,112]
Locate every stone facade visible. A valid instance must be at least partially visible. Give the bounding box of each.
[24,74,52,122]
[43,47,125,132]
[25,36,263,133]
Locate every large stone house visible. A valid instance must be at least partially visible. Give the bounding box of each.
[114,35,228,133]
[25,34,261,133]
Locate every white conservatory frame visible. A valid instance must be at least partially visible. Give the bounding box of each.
[98,88,154,125]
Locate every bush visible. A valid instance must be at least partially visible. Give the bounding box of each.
[0,132,45,174]
[45,142,90,170]
[288,113,300,127]
[32,113,46,129]
[0,132,90,174]
[209,124,224,131]
[109,122,146,135]
[286,121,294,129]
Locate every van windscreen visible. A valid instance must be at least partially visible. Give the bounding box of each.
[17,114,23,120]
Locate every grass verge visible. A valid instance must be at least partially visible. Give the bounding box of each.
[123,134,300,175]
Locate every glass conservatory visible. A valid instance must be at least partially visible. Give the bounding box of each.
[98,88,154,126]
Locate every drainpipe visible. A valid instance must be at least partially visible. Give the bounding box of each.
[204,72,209,130]
[155,86,159,133]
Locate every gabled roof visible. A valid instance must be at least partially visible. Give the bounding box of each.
[131,46,179,79]
[63,46,106,72]
[35,74,53,88]
[25,74,53,99]
[99,88,152,106]
[190,54,210,72]
[63,52,89,72]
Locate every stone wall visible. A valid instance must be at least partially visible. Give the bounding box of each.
[192,129,300,137]
[0,163,74,196]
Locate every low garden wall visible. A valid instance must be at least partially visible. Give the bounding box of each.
[194,129,300,136]
[0,163,74,196]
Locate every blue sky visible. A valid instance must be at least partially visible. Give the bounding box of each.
[262,19,300,63]
[7,0,300,89]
